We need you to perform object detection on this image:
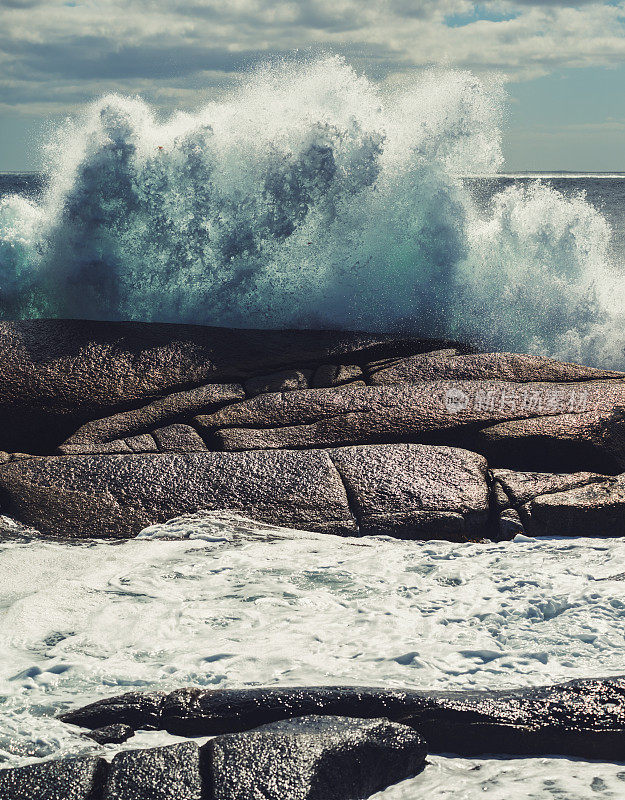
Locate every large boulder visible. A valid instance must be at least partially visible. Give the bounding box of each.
[0,718,425,800]
[60,676,625,761]
[330,444,489,537]
[0,444,490,540]
[207,715,426,800]
[527,475,625,537]
[490,468,625,536]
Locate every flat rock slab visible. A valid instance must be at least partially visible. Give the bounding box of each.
[0,755,106,800]
[0,444,491,540]
[60,677,625,760]
[102,742,203,800]
[0,449,355,538]
[207,715,426,800]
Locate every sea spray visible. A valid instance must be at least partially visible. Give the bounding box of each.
[0,57,622,365]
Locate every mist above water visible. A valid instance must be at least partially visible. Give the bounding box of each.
[0,57,623,365]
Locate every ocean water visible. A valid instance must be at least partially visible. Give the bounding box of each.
[1,514,625,797]
[1,58,625,367]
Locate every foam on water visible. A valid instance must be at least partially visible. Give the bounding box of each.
[1,57,624,366]
[1,517,625,797]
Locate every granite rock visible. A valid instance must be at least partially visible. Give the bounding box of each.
[207,715,426,800]
[0,755,106,800]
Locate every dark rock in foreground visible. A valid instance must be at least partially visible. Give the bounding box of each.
[0,717,425,800]
[102,742,203,800]
[0,754,106,800]
[0,319,463,454]
[207,715,426,800]
[60,676,625,760]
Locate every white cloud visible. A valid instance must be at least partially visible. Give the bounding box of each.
[0,0,624,114]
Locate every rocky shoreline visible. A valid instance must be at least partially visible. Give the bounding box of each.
[1,318,625,541]
[2,318,625,797]
[2,677,625,798]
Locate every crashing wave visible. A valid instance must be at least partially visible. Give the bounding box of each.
[1,57,623,365]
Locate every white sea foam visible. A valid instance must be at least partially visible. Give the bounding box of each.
[1,57,623,365]
[1,519,625,797]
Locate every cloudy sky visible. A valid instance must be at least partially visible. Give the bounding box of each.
[1,0,625,171]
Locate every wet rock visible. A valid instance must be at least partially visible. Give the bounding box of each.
[102,742,202,800]
[0,515,41,540]
[60,691,166,730]
[0,450,356,538]
[207,715,426,800]
[245,369,312,395]
[367,352,622,386]
[0,319,450,453]
[83,723,135,744]
[63,677,625,760]
[527,475,625,537]
[0,755,106,800]
[329,444,490,539]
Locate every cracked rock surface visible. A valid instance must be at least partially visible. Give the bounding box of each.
[1,319,624,540]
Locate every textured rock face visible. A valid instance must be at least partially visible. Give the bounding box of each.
[0,755,106,800]
[330,444,489,537]
[207,715,426,800]
[60,676,625,761]
[196,378,625,471]
[528,475,625,537]
[0,450,357,538]
[0,444,490,540]
[2,319,625,541]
